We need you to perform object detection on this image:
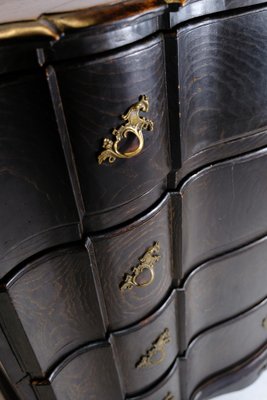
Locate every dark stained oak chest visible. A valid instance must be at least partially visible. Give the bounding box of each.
[1,0,267,399]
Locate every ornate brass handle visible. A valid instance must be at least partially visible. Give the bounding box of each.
[164,393,174,400]
[164,0,186,4]
[136,328,171,369]
[98,95,154,164]
[262,318,267,330]
[120,242,161,292]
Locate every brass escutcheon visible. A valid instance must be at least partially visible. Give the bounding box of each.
[262,318,267,330]
[98,95,154,164]
[163,393,175,400]
[120,242,161,292]
[136,328,171,369]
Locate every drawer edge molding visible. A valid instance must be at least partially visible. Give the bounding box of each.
[185,296,267,358]
[191,341,267,400]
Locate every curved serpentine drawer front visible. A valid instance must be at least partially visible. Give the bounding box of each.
[91,194,174,330]
[183,234,267,347]
[128,359,180,400]
[112,291,179,396]
[180,148,267,278]
[0,246,106,376]
[185,297,267,398]
[0,71,80,279]
[54,34,170,231]
[178,7,267,162]
[33,342,124,400]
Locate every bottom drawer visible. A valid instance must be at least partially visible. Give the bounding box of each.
[128,359,180,400]
[185,297,267,398]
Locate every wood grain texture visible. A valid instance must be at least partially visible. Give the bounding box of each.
[184,297,267,398]
[54,35,171,231]
[0,71,80,278]
[183,234,267,348]
[128,359,180,399]
[178,8,267,161]
[179,148,267,278]
[91,194,174,330]
[34,342,124,400]
[112,291,179,395]
[3,246,106,375]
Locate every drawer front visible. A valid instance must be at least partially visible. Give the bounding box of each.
[55,34,170,230]
[112,291,179,395]
[186,297,267,398]
[1,246,105,376]
[128,359,180,400]
[92,194,174,330]
[180,148,267,277]
[0,72,80,278]
[184,235,267,347]
[178,8,267,162]
[34,343,123,400]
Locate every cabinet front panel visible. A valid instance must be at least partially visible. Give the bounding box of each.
[186,297,267,398]
[180,148,267,277]
[4,246,105,375]
[128,359,180,400]
[92,194,173,330]
[0,72,80,278]
[113,292,179,395]
[36,344,123,400]
[55,35,170,230]
[178,8,267,161]
[184,235,267,347]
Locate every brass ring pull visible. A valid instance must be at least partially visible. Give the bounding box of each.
[98,95,154,164]
[120,242,160,292]
[136,328,171,369]
[132,265,155,288]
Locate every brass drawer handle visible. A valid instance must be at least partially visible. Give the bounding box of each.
[120,242,160,292]
[98,95,154,164]
[164,0,186,4]
[164,394,174,400]
[136,328,171,369]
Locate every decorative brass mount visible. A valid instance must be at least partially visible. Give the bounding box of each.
[136,328,171,368]
[164,0,186,4]
[98,95,154,164]
[120,242,161,292]
[262,318,267,330]
[164,393,175,400]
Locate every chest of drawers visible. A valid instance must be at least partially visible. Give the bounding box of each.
[1,1,267,399]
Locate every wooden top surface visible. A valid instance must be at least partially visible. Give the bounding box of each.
[0,0,124,23]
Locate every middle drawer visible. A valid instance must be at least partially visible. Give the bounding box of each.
[91,193,175,330]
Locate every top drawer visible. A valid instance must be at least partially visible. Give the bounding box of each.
[178,8,267,162]
[54,34,171,231]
